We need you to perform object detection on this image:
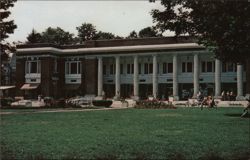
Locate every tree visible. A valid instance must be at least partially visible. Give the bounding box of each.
[0,0,17,60]
[40,27,74,45]
[151,0,250,93]
[0,0,17,86]
[127,30,138,39]
[138,27,161,38]
[76,23,97,43]
[95,31,115,40]
[26,29,42,43]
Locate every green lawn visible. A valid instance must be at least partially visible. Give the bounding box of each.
[0,107,249,160]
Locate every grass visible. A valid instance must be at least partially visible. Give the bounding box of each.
[0,107,249,160]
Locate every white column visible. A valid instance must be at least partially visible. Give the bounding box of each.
[215,59,221,97]
[153,55,158,98]
[236,63,244,100]
[173,55,179,100]
[97,57,103,97]
[133,55,139,100]
[193,53,199,97]
[115,56,120,99]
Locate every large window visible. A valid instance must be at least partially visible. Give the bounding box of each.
[202,61,214,72]
[222,62,237,72]
[127,64,134,74]
[163,62,173,74]
[25,60,41,74]
[65,61,81,74]
[182,62,193,73]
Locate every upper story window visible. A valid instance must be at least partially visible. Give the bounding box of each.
[25,60,41,74]
[202,61,214,73]
[127,64,134,74]
[163,62,173,74]
[65,61,81,75]
[103,65,106,75]
[222,62,236,72]
[182,62,193,73]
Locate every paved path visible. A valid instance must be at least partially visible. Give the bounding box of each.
[0,106,132,115]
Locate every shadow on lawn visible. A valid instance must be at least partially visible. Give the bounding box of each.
[224,113,250,118]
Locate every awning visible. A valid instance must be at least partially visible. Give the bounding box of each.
[64,84,81,90]
[21,84,40,90]
[0,86,16,90]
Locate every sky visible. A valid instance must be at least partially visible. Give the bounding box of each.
[7,1,173,43]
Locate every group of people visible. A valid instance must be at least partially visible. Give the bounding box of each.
[197,92,217,109]
[221,91,236,101]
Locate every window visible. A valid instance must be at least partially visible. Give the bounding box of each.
[25,60,41,74]
[149,63,153,74]
[65,61,81,74]
[187,62,192,72]
[103,65,106,75]
[144,63,148,74]
[163,63,167,74]
[182,62,193,73]
[120,64,123,74]
[110,64,114,75]
[167,63,173,73]
[126,64,134,74]
[202,61,214,72]
[222,62,237,72]
[139,63,141,74]
[127,64,131,74]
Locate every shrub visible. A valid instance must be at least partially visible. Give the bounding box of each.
[0,97,14,107]
[134,100,176,109]
[92,100,113,107]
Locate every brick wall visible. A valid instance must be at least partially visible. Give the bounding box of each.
[15,58,25,96]
[41,57,53,97]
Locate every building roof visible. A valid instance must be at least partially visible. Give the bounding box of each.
[16,36,205,56]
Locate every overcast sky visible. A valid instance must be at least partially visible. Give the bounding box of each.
[7,1,173,43]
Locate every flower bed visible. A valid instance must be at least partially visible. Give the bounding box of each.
[134,100,176,109]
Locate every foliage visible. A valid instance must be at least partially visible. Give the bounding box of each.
[138,26,161,38]
[127,30,138,39]
[92,100,113,107]
[94,31,116,40]
[76,23,97,43]
[0,97,14,107]
[26,29,42,43]
[0,0,17,61]
[135,100,176,109]
[0,108,249,159]
[151,0,250,63]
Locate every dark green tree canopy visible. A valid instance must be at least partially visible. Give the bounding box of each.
[26,29,42,44]
[76,23,97,42]
[0,0,17,60]
[127,30,138,39]
[151,0,250,63]
[26,27,75,45]
[138,27,161,38]
[94,31,116,40]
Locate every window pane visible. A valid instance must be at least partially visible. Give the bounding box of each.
[187,62,192,72]
[222,63,227,72]
[132,64,134,74]
[127,64,130,74]
[120,64,123,74]
[139,63,141,74]
[167,63,173,73]
[110,64,113,75]
[103,65,106,75]
[207,62,212,72]
[202,62,206,72]
[149,63,153,74]
[182,62,186,72]
[71,62,77,74]
[163,63,167,74]
[228,63,234,72]
[144,63,148,74]
[30,62,37,73]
